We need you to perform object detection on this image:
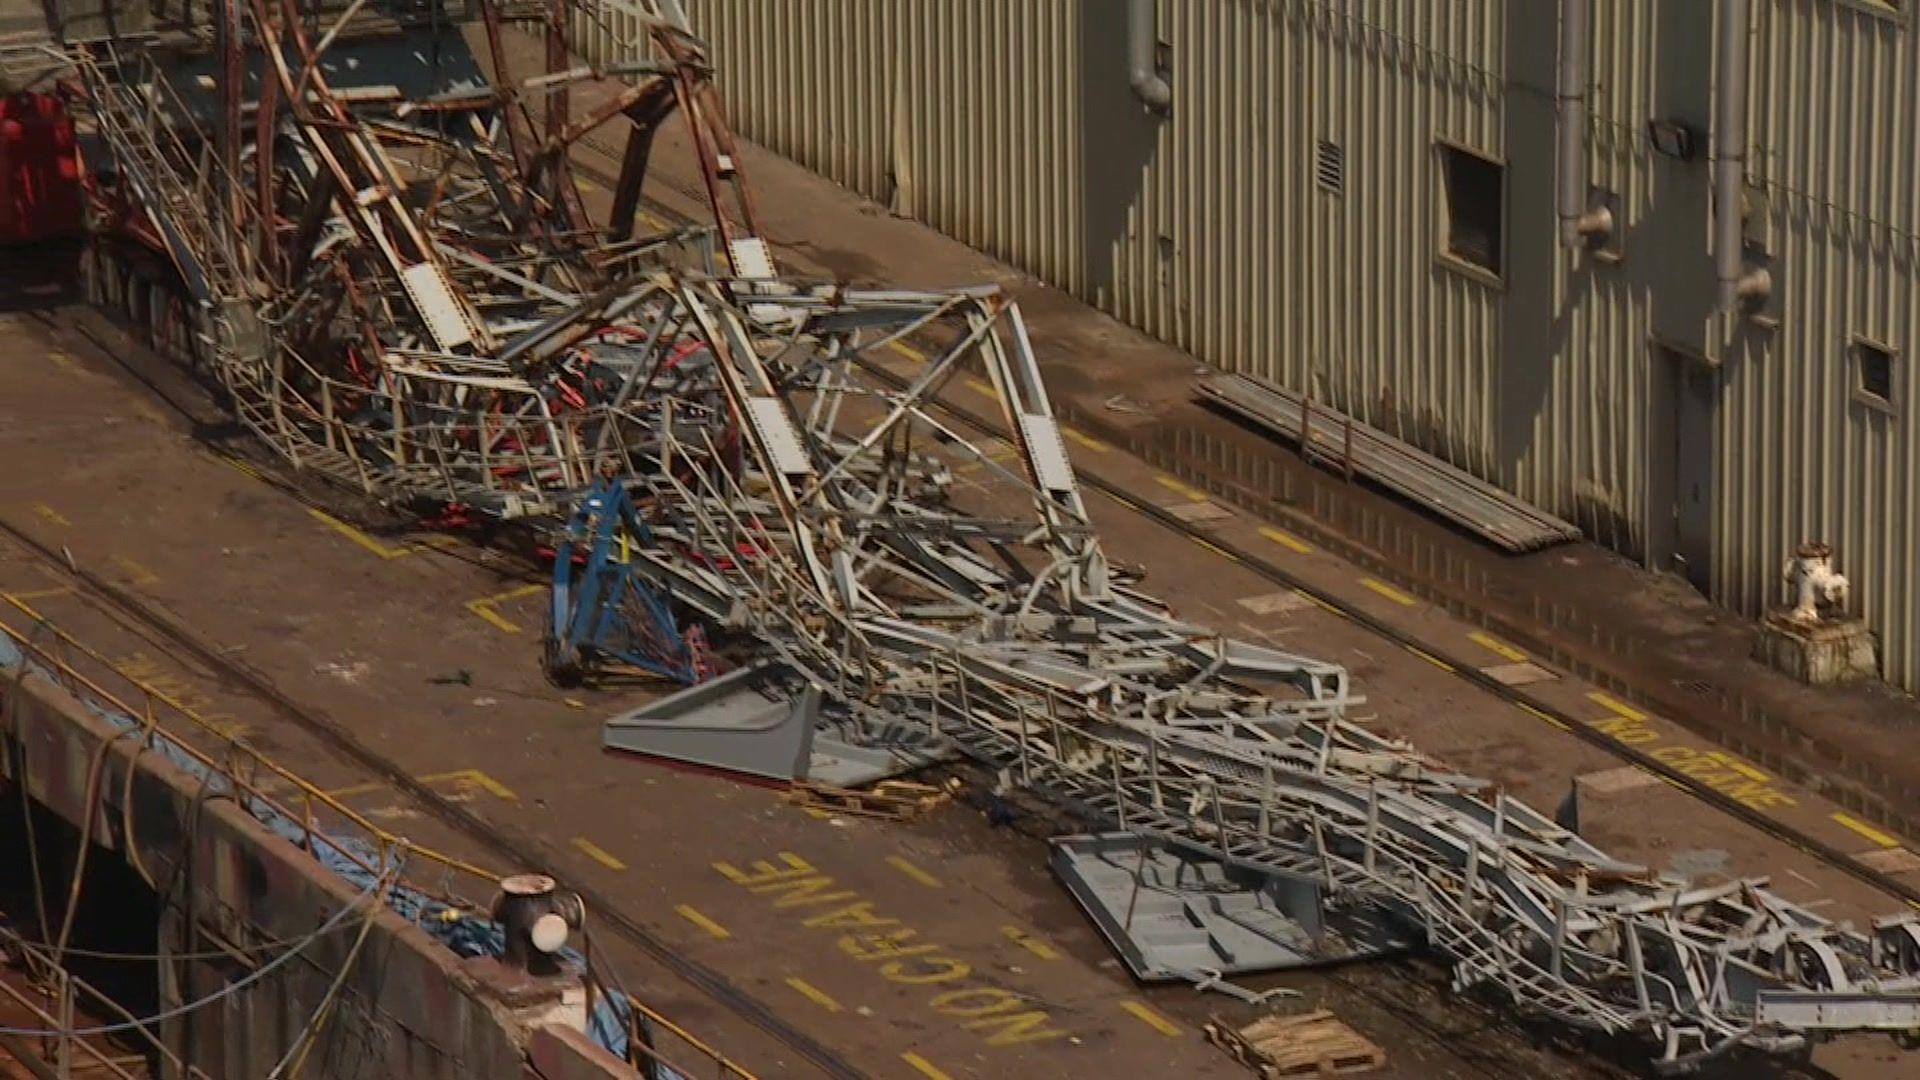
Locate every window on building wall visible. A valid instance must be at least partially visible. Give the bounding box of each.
[1854,339,1899,414]
[1438,143,1504,278]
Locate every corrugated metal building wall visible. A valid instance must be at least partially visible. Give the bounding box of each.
[687,0,1920,691]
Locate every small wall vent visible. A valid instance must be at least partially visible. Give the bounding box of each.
[1315,140,1345,196]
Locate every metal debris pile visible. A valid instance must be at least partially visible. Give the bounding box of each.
[27,0,1920,1069]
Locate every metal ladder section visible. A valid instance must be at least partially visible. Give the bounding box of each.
[649,27,772,280]
[73,46,245,306]
[909,657,1686,1039]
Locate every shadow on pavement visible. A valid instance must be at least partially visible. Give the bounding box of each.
[0,237,81,312]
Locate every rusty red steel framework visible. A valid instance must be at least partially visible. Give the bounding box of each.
[6,1,1920,1072]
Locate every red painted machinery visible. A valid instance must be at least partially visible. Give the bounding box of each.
[0,90,83,245]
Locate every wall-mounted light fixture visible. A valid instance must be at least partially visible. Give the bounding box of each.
[1647,119,1698,161]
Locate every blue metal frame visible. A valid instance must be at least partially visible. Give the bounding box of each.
[544,475,700,686]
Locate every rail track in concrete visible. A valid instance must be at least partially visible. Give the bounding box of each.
[852,357,1920,916]
[12,241,1904,1078]
[0,468,1585,1080]
[564,137,1920,910]
[4,299,1619,1080]
[0,505,872,1080]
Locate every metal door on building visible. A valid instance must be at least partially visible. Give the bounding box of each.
[1668,351,1717,593]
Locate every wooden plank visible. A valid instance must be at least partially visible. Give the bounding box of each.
[786,779,950,821]
[1207,1010,1384,1078]
[1197,374,1580,553]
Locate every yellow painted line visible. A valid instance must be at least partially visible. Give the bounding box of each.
[1062,425,1110,453]
[675,904,732,939]
[901,1053,954,1080]
[307,507,453,560]
[1191,536,1236,561]
[1297,590,1347,618]
[31,502,70,527]
[2,587,74,602]
[572,837,628,871]
[1517,702,1571,731]
[1001,925,1060,960]
[467,603,521,634]
[111,556,160,586]
[888,340,929,365]
[1832,812,1901,849]
[322,779,387,799]
[465,584,545,634]
[1468,630,1528,663]
[1586,690,1648,724]
[886,855,942,888]
[421,769,519,801]
[49,350,78,371]
[1152,474,1208,502]
[217,455,264,480]
[329,770,519,802]
[1404,645,1455,673]
[308,508,409,558]
[784,976,844,1012]
[1259,525,1312,554]
[1706,752,1770,783]
[964,376,999,399]
[639,210,671,231]
[1358,577,1416,606]
[1120,1000,1182,1037]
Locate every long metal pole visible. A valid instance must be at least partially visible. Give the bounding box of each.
[1714,0,1754,310]
[1556,0,1590,248]
[1127,0,1172,110]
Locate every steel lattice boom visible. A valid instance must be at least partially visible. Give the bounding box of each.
[15,0,1920,1070]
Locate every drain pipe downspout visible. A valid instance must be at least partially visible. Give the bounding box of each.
[1557,0,1611,247]
[1715,0,1769,310]
[1128,0,1172,111]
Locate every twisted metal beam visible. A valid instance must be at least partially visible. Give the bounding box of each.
[36,5,1920,1071]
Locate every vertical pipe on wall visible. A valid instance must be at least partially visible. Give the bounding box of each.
[1128,0,1172,111]
[1557,0,1610,248]
[1715,0,1768,309]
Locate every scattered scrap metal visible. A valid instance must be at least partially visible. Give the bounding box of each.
[16,0,1920,1071]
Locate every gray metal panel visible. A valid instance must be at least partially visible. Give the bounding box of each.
[602,662,818,781]
[399,262,476,351]
[1047,832,1409,981]
[692,0,1920,689]
[1019,413,1078,494]
[743,396,815,475]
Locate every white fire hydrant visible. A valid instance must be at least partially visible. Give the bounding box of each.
[1782,541,1848,625]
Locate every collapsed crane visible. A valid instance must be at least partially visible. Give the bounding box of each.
[13,0,1920,1070]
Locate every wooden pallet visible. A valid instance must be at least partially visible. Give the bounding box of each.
[1204,1009,1385,1078]
[786,779,950,821]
